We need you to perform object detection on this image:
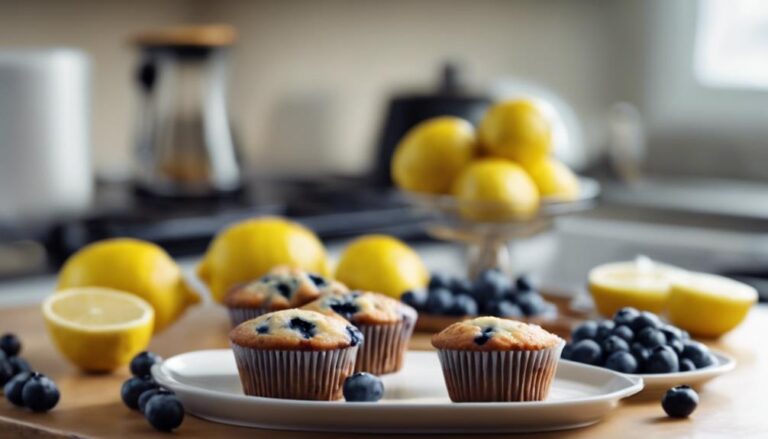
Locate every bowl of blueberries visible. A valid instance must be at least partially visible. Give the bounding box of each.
[401,269,578,337]
[562,307,735,395]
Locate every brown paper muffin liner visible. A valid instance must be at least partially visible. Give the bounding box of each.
[231,344,359,400]
[227,307,268,327]
[355,315,416,375]
[436,341,564,402]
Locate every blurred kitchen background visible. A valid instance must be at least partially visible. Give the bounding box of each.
[2,0,768,302]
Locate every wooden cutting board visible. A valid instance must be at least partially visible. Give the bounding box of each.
[1,303,767,438]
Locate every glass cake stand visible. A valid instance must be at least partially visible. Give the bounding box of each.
[402,177,600,278]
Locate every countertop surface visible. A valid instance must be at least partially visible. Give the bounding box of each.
[0,303,766,438]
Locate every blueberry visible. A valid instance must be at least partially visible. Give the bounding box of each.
[605,351,638,373]
[145,394,185,431]
[401,289,427,311]
[484,300,523,318]
[138,387,173,414]
[561,343,574,360]
[0,333,21,356]
[3,371,32,407]
[428,273,450,290]
[9,356,31,375]
[121,376,157,410]
[595,320,616,341]
[515,274,535,292]
[613,307,640,327]
[611,325,634,343]
[21,373,60,412]
[343,372,384,402]
[680,358,696,372]
[130,351,162,378]
[662,385,699,418]
[447,294,478,316]
[667,338,684,355]
[645,345,679,373]
[571,321,598,342]
[636,327,666,349]
[660,324,683,342]
[308,274,327,287]
[425,288,454,314]
[289,317,316,339]
[275,282,292,298]
[256,325,269,334]
[0,355,13,386]
[570,339,602,365]
[346,326,363,347]
[449,278,473,296]
[515,292,547,316]
[602,335,630,357]
[630,311,662,332]
[630,343,650,365]
[472,269,511,303]
[474,326,495,346]
[327,295,360,320]
[681,341,713,368]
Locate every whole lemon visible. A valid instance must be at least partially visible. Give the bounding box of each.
[57,238,199,333]
[335,235,428,298]
[452,158,540,221]
[198,217,329,302]
[391,116,476,194]
[478,99,552,164]
[523,157,581,201]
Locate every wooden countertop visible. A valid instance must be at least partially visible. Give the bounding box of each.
[1,303,766,438]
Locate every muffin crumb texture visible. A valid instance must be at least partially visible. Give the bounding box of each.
[432,316,562,351]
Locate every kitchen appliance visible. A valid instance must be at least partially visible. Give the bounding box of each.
[373,63,491,186]
[0,49,92,221]
[132,25,242,198]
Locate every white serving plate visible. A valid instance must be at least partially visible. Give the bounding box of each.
[152,349,642,434]
[633,350,735,396]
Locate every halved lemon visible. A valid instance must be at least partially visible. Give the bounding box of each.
[43,287,154,372]
[588,256,689,317]
[668,272,757,338]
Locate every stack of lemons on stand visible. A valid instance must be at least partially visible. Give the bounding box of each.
[391,99,581,221]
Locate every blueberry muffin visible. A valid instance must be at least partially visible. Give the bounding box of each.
[432,316,564,402]
[229,309,363,400]
[302,291,416,375]
[223,265,348,327]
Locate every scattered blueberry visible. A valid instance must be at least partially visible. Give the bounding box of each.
[637,327,666,349]
[630,311,662,332]
[401,289,427,311]
[474,326,495,346]
[662,385,699,418]
[275,282,292,298]
[308,274,327,287]
[343,372,384,402]
[21,373,60,412]
[0,355,13,386]
[447,294,478,316]
[571,321,598,342]
[121,376,157,410]
[646,345,679,373]
[681,341,713,368]
[138,387,173,414]
[680,358,696,372]
[604,351,638,373]
[425,288,454,314]
[289,317,316,339]
[145,394,185,431]
[602,335,630,357]
[484,300,523,318]
[515,292,547,315]
[472,269,511,303]
[449,278,474,296]
[8,356,31,375]
[613,307,640,327]
[327,295,360,320]
[346,326,363,347]
[515,274,535,292]
[428,273,450,290]
[570,339,602,365]
[256,325,269,334]
[0,333,21,356]
[130,352,162,378]
[561,343,574,360]
[595,320,616,341]
[611,325,634,343]
[3,371,32,407]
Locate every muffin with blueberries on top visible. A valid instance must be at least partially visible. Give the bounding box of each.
[302,290,416,375]
[229,309,363,400]
[223,265,348,327]
[432,316,564,402]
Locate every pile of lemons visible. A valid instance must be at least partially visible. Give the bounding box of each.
[391,99,581,221]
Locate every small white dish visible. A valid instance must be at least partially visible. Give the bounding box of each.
[633,350,735,395]
[153,349,642,433]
